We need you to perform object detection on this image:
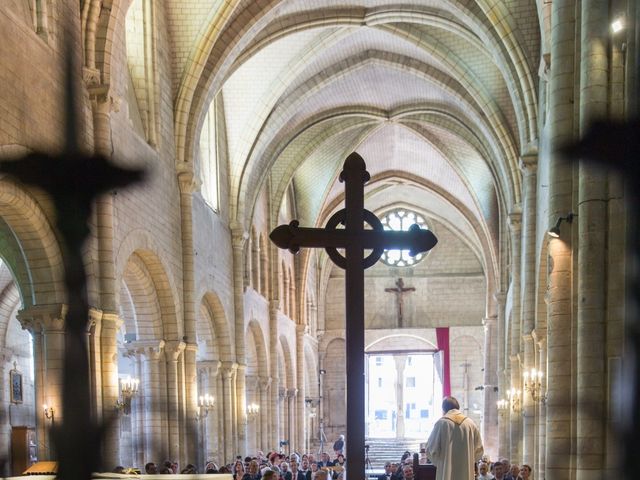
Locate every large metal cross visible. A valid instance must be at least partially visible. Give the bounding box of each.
[270,153,437,479]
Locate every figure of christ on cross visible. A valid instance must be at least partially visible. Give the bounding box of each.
[270,152,437,480]
[385,278,415,328]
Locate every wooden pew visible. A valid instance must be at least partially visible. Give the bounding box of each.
[412,453,436,480]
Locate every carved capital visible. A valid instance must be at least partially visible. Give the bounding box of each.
[165,340,186,361]
[221,361,238,378]
[17,303,67,333]
[493,291,507,305]
[519,153,538,176]
[508,209,522,232]
[125,339,165,360]
[177,163,199,194]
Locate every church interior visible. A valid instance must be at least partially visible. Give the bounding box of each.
[0,0,637,478]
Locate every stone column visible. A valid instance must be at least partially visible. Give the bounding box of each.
[576,0,609,477]
[296,325,306,452]
[535,333,547,477]
[482,315,498,456]
[231,226,248,454]
[199,360,220,465]
[494,291,508,459]
[519,151,538,465]
[287,388,298,451]
[258,376,272,451]
[394,354,407,438]
[177,165,199,465]
[507,212,522,461]
[165,341,185,462]
[128,340,166,462]
[99,313,123,467]
[269,300,280,448]
[546,0,576,478]
[18,304,67,461]
[221,362,237,461]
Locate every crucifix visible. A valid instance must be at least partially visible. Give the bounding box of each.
[384,278,415,328]
[270,152,437,478]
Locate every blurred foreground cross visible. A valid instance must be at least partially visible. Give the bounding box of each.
[0,37,146,480]
[561,118,640,480]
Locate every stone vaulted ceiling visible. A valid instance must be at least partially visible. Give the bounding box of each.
[173,0,542,292]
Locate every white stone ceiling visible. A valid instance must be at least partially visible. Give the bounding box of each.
[182,0,541,288]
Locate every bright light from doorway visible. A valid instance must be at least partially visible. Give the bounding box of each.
[611,17,625,33]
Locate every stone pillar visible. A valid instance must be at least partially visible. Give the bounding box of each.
[199,360,220,465]
[177,165,199,465]
[258,376,271,451]
[18,304,67,461]
[221,362,237,462]
[519,151,538,466]
[129,340,166,462]
[394,354,408,438]
[287,388,298,450]
[494,291,508,459]
[482,315,498,457]
[296,325,306,452]
[546,1,576,478]
[236,363,247,454]
[231,225,248,454]
[535,334,548,478]
[507,211,522,461]
[99,313,123,467]
[165,341,185,462]
[269,300,280,448]
[576,0,609,477]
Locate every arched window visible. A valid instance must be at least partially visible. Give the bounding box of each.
[199,98,220,211]
[380,209,429,267]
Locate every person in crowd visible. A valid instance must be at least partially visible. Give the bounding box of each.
[220,465,232,474]
[402,465,414,480]
[286,459,304,480]
[518,464,532,480]
[318,453,334,467]
[245,459,262,480]
[281,461,290,480]
[205,461,219,474]
[234,459,247,480]
[334,454,345,467]
[159,466,172,474]
[477,462,494,480]
[333,435,345,456]
[144,462,157,474]
[492,462,505,480]
[181,464,197,474]
[426,396,484,480]
[112,466,126,474]
[378,461,393,480]
[307,461,319,480]
[301,457,310,474]
[390,462,403,480]
[263,469,278,480]
[505,464,519,480]
[315,470,329,480]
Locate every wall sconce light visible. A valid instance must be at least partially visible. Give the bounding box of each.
[496,399,509,414]
[247,402,260,418]
[523,368,546,403]
[198,393,215,419]
[115,376,140,415]
[548,213,575,238]
[43,404,54,421]
[507,387,521,413]
[611,16,625,33]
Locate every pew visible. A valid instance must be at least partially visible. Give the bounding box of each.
[412,453,436,480]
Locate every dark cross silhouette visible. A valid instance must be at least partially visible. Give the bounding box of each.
[270,152,437,479]
[0,36,146,480]
[561,118,640,480]
[385,278,415,328]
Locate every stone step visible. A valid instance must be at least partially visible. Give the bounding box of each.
[365,438,424,469]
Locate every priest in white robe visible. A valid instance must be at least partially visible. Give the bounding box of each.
[426,396,484,480]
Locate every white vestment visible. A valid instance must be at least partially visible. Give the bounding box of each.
[426,409,484,480]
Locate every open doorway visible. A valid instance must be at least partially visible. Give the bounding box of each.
[366,353,441,438]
